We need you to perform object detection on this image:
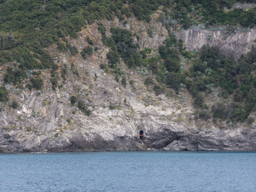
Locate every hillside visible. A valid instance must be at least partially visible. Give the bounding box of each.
[1,0,256,152]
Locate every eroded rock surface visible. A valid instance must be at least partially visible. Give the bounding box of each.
[177,28,256,59]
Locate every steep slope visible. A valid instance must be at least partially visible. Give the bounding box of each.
[1,1,256,152]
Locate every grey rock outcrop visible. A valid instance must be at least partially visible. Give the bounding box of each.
[177,27,256,59]
[1,126,256,153]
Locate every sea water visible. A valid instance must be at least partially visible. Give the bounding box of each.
[0,152,255,192]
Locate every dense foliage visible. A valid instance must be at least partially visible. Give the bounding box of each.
[0,86,8,102]
[11,100,19,109]
[0,0,167,69]
[160,0,256,29]
[81,46,93,60]
[4,67,26,85]
[187,45,256,122]
[29,77,43,90]
[1,0,253,68]
[78,100,91,116]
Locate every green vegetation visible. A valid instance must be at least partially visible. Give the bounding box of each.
[187,45,256,122]
[11,100,19,109]
[121,77,126,87]
[81,46,93,59]
[50,68,58,90]
[160,0,256,29]
[69,96,91,115]
[0,86,8,102]
[0,0,255,70]
[0,0,167,70]
[109,103,119,110]
[61,66,67,81]
[144,77,154,86]
[57,40,78,56]
[153,84,165,96]
[4,67,26,85]
[71,63,79,77]
[29,77,43,90]
[67,119,71,124]
[50,77,57,90]
[70,96,77,105]
[78,100,91,116]
[86,37,94,45]
[247,117,254,125]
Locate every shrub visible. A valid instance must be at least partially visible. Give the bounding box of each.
[153,85,165,96]
[97,23,106,35]
[234,90,244,102]
[228,102,248,122]
[57,42,68,52]
[165,34,177,47]
[32,71,41,76]
[107,50,120,68]
[165,72,181,92]
[199,110,211,120]
[109,103,117,110]
[61,68,67,81]
[70,96,77,105]
[100,64,107,70]
[11,100,18,109]
[247,117,254,125]
[164,58,181,72]
[121,77,126,87]
[144,77,154,85]
[200,45,221,70]
[127,57,135,68]
[144,48,151,54]
[139,50,147,59]
[94,73,98,81]
[78,100,91,116]
[121,7,132,17]
[30,77,43,90]
[67,119,71,124]
[81,46,93,59]
[86,37,94,45]
[4,68,26,85]
[50,77,57,90]
[0,86,8,102]
[67,44,78,56]
[149,60,158,74]
[211,103,227,120]
[115,74,119,82]
[193,94,204,108]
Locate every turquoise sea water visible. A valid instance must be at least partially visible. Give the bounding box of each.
[0,152,255,192]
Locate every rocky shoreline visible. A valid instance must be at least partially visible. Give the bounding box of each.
[1,128,256,153]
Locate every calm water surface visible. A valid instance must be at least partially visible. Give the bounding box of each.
[0,152,255,192]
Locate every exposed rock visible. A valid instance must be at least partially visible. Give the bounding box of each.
[177,28,256,59]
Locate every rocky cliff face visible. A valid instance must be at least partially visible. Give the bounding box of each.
[1,14,256,153]
[177,27,256,59]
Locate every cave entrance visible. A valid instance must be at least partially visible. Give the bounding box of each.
[139,130,144,140]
